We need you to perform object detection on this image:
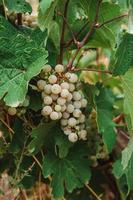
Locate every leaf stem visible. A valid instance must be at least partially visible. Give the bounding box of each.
[71,67,112,74]
[85,183,102,200]
[32,155,42,170]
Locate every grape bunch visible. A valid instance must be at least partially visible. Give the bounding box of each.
[37,64,88,143]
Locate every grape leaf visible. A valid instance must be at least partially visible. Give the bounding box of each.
[122,137,133,170]
[42,145,91,199]
[113,33,133,75]
[0,16,48,107]
[95,85,116,152]
[5,0,32,13]
[122,70,133,135]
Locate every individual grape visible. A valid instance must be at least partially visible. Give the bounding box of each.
[43,65,52,73]
[42,106,52,116]
[61,105,67,112]
[50,112,59,120]
[66,93,73,102]
[65,72,71,79]
[81,98,88,108]
[62,112,70,119]
[63,127,72,135]
[22,97,30,107]
[73,109,81,118]
[48,75,57,84]
[55,105,61,112]
[66,104,74,113]
[44,84,52,94]
[58,112,62,119]
[8,107,17,116]
[69,83,75,92]
[68,118,77,127]
[69,73,78,83]
[57,97,66,105]
[73,101,81,109]
[68,133,78,142]
[55,64,64,73]
[79,114,85,123]
[51,84,61,94]
[43,96,53,105]
[37,80,46,91]
[51,93,58,101]
[61,89,69,98]
[73,91,82,101]
[79,130,87,140]
[61,119,68,126]
[60,82,69,90]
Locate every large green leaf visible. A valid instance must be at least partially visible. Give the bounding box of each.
[122,70,133,135]
[0,16,48,107]
[113,33,133,75]
[95,85,116,152]
[42,145,91,199]
[5,0,32,13]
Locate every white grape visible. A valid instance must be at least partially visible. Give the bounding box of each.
[66,93,73,102]
[55,105,61,112]
[79,130,87,140]
[61,89,69,98]
[48,75,57,84]
[51,84,61,94]
[63,127,72,135]
[79,114,85,123]
[73,91,82,101]
[73,109,81,118]
[51,93,58,101]
[81,98,87,108]
[42,106,52,116]
[44,96,53,105]
[61,105,67,112]
[37,80,46,91]
[66,104,74,113]
[68,133,78,142]
[73,101,81,109]
[61,119,68,126]
[69,83,75,92]
[8,107,17,116]
[44,84,52,94]
[58,112,62,119]
[50,111,59,120]
[60,82,69,90]
[43,64,52,73]
[65,72,71,79]
[62,112,70,119]
[69,73,78,83]
[57,97,66,105]
[68,118,77,127]
[55,64,64,73]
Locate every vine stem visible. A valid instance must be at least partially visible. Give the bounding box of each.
[71,67,112,74]
[59,0,70,64]
[0,117,14,134]
[85,183,102,200]
[67,0,102,69]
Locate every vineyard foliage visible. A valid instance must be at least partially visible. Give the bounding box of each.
[0,0,133,199]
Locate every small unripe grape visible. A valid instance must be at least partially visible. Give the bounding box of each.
[22,97,30,107]
[61,89,69,98]
[42,106,52,116]
[58,112,62,119]
[69,73,78,83]
[79,114,85,123]
[61,119,68,126]
[67,104,74,113]
[44,96,52,105]
[43,65,52,73]
[60,82,69,90]
[66,93,73,102]
[8,107,17,116]
[51,84,61,94]
[62,112,70,119]
[57,97,66,106]
[68,118,77,127]
[55,105,61,112]
[73,101,81,109]
[79,130,87,140]
[55,64,64,73]
[73,91,82,101]
[75,125,80,130]
[44,84,52,94]
[63,127,72,135]
[80,124,85,130]
[51,93,58,101]
[81,98,87,108]
[48,75,57,84]
[65,72,71,79]
[50,111,59,120]
[37,80,46,91]
[68,133,78,142]
[73,109,81,118]
[61,105,67,112]
[42,92,46,98]
[69,83,75,92]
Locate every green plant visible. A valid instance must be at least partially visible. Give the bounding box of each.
[0,0,133,199]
